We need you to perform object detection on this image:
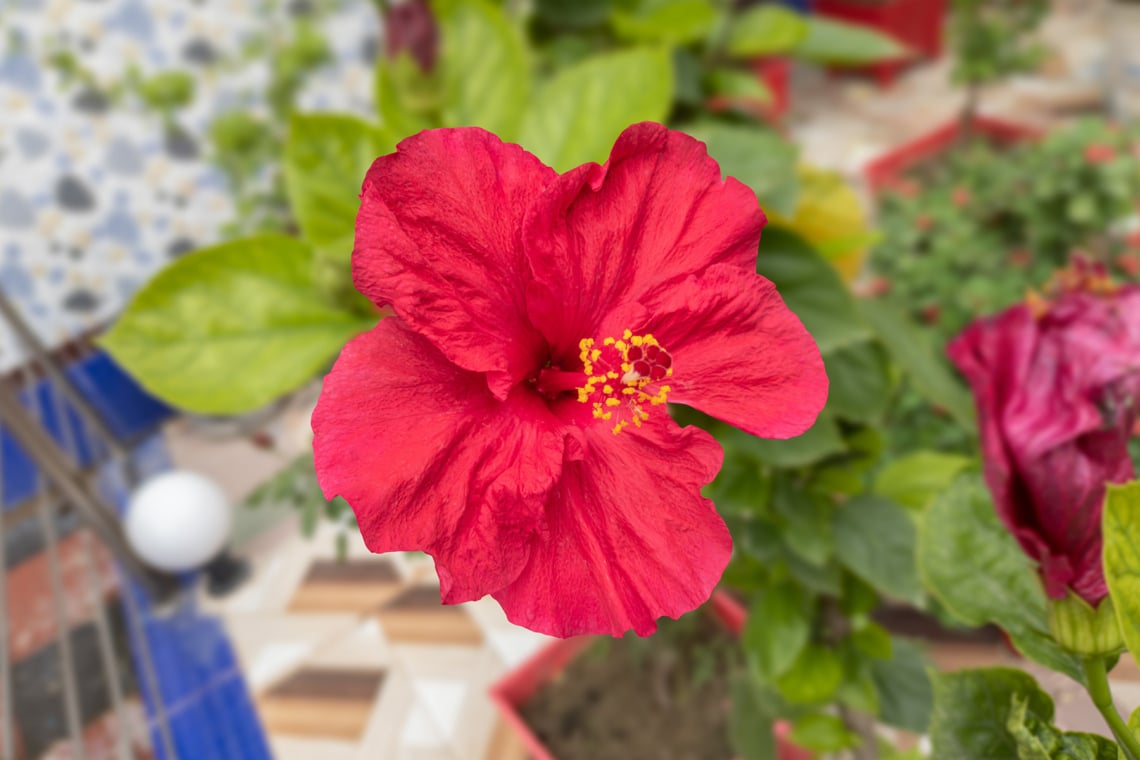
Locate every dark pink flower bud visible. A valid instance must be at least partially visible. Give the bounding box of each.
[948,271,1140,605]
[384,0,439,72]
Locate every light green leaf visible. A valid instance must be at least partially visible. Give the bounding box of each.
[100,236,374,414]
[823,340,891,424]
[873,451,973,513]
[743,581,813,681]
[1103,481,1140,662]
[727,5,807,58]
[439,0,529,139]
[374,53,441,137]
[834,495,922,604]
[919,474,1085,683]
[687,122,798,217]
[610,0,718,44]
[775,645,844,705]
[789,714,859,753]
[519,46,673,172]
[705,67,773,104]
[856,296,976,429]
[758,228,870,353]
[283,113,395,263]
[795,16,908,66]
[870,638,933,734]
[931,668,1052,760]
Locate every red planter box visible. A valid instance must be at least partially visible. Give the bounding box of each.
[864,115,1044,195]
[814,0,947,86]
[489,591,812,760]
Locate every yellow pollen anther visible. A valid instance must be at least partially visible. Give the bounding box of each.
[573,331,674,435]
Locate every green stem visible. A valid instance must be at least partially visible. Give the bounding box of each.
[1082,657,1140,760]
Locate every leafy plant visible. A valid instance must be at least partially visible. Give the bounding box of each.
[870,119,1140,344]
[950,0,1048,121]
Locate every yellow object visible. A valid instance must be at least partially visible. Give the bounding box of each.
[771,165,878,283]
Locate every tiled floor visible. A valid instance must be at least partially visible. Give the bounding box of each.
[197,517,543,760]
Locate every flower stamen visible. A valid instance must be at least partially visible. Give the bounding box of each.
[577,331,672,434]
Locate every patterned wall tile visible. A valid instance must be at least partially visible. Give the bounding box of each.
[0,0,378,373]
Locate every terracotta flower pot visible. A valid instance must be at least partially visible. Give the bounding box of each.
[813,0,947,87]
[489,591,813,760]
[863,115,1043,196]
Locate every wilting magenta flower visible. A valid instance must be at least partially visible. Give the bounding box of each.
[311,124,827,637]
[949,263,1140,605]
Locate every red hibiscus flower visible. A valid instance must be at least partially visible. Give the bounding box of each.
[948,262,1140,605]
[312,124,827,637]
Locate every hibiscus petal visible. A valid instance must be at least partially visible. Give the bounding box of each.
[492,416,730,637]
[630,264,827,439]
[354,128,556,398]
[947,308,1037,542]
[312,318,565,603]
[524,122,766,360]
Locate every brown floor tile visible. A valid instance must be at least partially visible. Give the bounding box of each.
[378,587,484,647]
[287,559,403,614]
[259,667,387,741]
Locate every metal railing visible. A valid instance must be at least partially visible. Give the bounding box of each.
[0,293,180,760]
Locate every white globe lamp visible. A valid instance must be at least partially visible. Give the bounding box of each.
[125,470,233,574]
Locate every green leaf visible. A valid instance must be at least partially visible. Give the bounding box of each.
[795,17,908,66]
[731,673,777,760]
[705,67,773,104]
[283,113,395,263]
[610,0,718,44]
[519,46,673,172]
[439,0,529,139]
[851,622,892,660]
[789,714,859,753]
[100,236,374,414]
[873,451,973,513]
[374,54,440,137]
[726,5,807,58]
[856,296,976,429]
[687,122,798,217]
[823,340,891,424]
[735,411,846,468]
[1008,692,1120,759]
[743,581,813,681]
[919,474,1085,683]
[775,644,844,705]
[870,638,933,733]
[1103,481,1140,662]
[930,668,1052,760]
[834,495,922,604]
[779,489,835,566]
[535,0,613,28]
[758,228,870,354]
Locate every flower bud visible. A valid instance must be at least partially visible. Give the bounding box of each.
[1047,593,1124,656]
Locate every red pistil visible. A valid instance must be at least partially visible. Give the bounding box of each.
[535,367,588,397]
